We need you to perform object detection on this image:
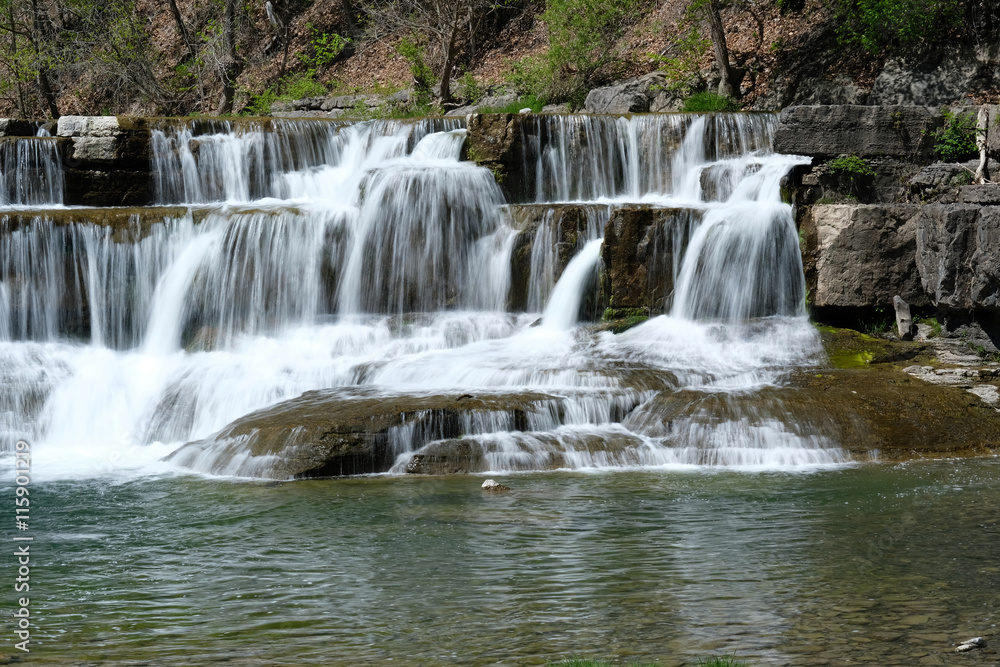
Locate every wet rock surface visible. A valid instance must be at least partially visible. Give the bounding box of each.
[601,206,699,314]
[166,389,560,479]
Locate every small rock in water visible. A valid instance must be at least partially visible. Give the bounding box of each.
[519,107,533,114]
[481,479,510,492]
[956,637,986,652]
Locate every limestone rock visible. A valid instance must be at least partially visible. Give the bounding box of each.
[541,103,572,114]
[914,204,1000,310]
[871,45,1000,106]
[601,206,701,314]
[956,637,986,652]
[481,479,510,491]
[56,115,123,137]
[165,388,559,479]
[506,204,609,311]
[466,113,534,202]
[773,106,943,160]
[805,204,926,308]
[893,295,915,340]
[792,75,869,106]
[583,72,667,114]
[959,184,1000,205]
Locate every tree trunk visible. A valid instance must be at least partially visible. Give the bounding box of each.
[341,0,358,39]
[167,0,197,62]
[216,0,239,115]
[438,17,460,103]
[706,0,739,98]
[29,0,58,118]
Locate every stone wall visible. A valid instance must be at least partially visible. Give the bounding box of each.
[783,105,1000,331]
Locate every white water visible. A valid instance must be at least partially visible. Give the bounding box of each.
[0,113,841,481]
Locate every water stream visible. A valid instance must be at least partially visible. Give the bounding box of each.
[1,112,831,479]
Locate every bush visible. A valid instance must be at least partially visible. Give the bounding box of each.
[540,0,649,101]
[934,109,979,162]
[828,155,877,179]
[834,0,961,54]
[682,92,740,112]
[396,36,434,103]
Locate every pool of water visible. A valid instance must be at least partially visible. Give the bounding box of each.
[4,459,999,665]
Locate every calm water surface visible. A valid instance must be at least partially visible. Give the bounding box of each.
[4,459,999,666]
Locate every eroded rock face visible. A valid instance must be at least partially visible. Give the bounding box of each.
[601,206,700,314]
[804,204,925,308]
[773,105,943,160]
[165,389,560,479]
[916,205,1000,310]
[870,45,1000,107]
[465,113,535,202]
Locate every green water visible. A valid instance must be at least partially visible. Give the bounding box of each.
[4,460,999,666]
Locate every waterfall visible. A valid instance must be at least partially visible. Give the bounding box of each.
[0,137,65,206]
[0,112,842,478]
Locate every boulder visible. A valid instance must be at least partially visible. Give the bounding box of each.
[601,206,700,314]
[583,72,667,114]
[802,204,926,308]
[893,295,915,340]
[958,184,1000,204]
[773,105,943,160]
[165,389,560,479]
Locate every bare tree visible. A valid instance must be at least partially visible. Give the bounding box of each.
[362,0,505,103]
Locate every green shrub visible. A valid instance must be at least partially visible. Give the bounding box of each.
[828,155,877,179]
[302,24,349,69]
[541,0,649,101]
[833,0,961,54]
[934,109,979,162]
[682,92,740,112]
[505,54,551,99]
[651,24,709,96]
[396,36,434,103]
[458,70,482,104]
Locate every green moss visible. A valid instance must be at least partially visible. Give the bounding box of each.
[816,325,928,369]
[681,91,740,112]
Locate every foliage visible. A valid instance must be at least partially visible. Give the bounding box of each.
[682,92,740,112]
[396,36,434,103]
[477,94,545,114]
[458,70,482,103]
[914,316,943,337]
[504,55,551,100]
[833,0,962,54]
[828,155,877,179]
[540,0,649,101]
[934,109,979,162]
[245,71,327,116]
[651,23,709,96]
[301,24,350,69]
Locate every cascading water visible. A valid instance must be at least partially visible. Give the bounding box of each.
[0,112,843,481]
